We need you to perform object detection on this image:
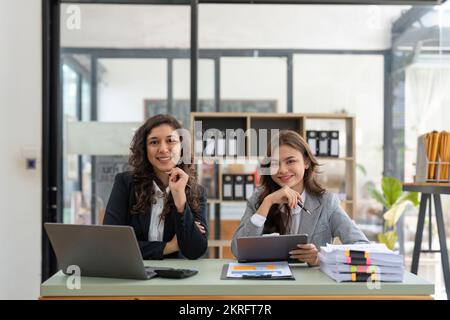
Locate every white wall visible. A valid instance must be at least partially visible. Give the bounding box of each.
[97,59,216,122]
[173,59,215,100]
[60,4,191,49]
[61,4,407,50]
[98,59,167,122]
[404,64,450,181]
[97,57,287,119]
[0,0,42,299]
[63,3,403,122]
[198,4,406,50]
[221,57,287,113]
[293,54,385,199]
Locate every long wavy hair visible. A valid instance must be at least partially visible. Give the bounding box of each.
[129,114,200,220]
[257,130,325,234]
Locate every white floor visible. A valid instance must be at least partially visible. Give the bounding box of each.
[404,253,448,300]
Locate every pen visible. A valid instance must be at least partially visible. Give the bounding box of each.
[242,274,273,279]
[297,201,312,215]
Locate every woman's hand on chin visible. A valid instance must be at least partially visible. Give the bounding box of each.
[168,167,189,213]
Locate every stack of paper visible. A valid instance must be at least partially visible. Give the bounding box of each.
[318,243,404,283]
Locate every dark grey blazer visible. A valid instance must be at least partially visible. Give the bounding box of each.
[231,188,369,257]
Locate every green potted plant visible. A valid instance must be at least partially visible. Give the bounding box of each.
[368,176,419,250]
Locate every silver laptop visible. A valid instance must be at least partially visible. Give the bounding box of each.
[44,223,159,280]
[236,234,308,262]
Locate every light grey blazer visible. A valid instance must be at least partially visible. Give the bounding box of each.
[231,188,369,257]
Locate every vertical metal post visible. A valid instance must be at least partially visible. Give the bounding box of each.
[214,57,220,112]
[76,73,83,192]
[383,51,395,177]
[287,53,293,113]
[168,58,173,114]
[190,0,198,112]
[90,56,98,225]
[42,0,60,281]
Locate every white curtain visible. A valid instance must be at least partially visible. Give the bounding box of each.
[404,64,450,181]
[405,65,450,135]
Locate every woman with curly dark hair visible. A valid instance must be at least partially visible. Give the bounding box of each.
[103,114,208,260]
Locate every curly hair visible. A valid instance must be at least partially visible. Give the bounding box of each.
[257,130,325,234]
[129,114,201,220]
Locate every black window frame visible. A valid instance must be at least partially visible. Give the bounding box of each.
[42,0,445,281]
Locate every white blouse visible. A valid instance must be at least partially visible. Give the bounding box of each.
[148,181,170,242]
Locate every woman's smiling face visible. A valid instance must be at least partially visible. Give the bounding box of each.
[270,145,309,191]
[146,124,181,174]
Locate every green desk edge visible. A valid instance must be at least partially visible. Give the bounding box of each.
[40,259,434,297]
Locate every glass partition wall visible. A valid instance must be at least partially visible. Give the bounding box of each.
[60,3,192,226]
[393,5,450,298]
[196,3,411,258]
[54,2,450,295]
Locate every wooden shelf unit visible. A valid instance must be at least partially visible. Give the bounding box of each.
[191,112,356,258]
[191,112,356,217]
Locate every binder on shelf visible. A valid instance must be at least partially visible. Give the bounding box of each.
[318,131,330,156]
[234,175,245,200]
[245,174,255,199]
[199,163,218,199]
[222,174,234,200]
[205,137,216,156]
[217,138,226,156]
[195,131,203,156]
[228,138,237,156]
[306,131,318,156]
[329,131,339,157]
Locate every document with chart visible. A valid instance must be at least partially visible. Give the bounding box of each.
[226,261,294,279]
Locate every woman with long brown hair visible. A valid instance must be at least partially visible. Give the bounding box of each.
[104,114,207,260]
[231,130,368,266]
